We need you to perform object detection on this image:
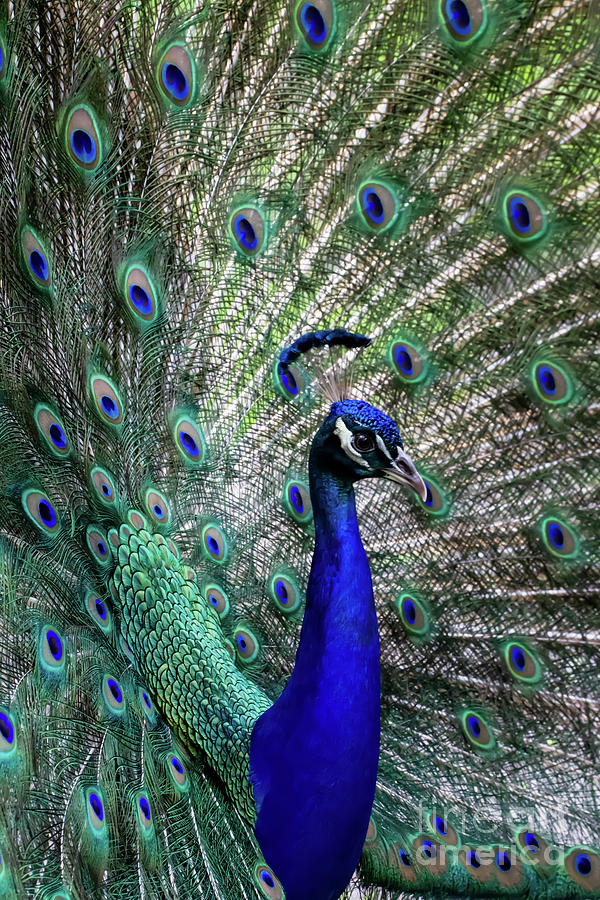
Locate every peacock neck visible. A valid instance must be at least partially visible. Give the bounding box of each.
[250,455,381,900]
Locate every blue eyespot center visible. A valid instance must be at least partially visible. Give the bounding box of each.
[525,833,540,853]
[510,646,526,671]
[424,482,433,507]
[261,871,275,888]
[153,504,164,518]
[101,483,111,497]
[434,816,447,835]
[89,792,103,821]
[171,756,183,774]
[129,284,153,314]
[280,365,298,396]
[496,851,511,872]
[237,635,247,653]
[537,365,556,396]
[446,0,471,34]
[290,486,304,513]
[180,430,199,456]
[362,188,384,224]
[394,345,413,375]
[207,536,219,555]
[547,522,564,549]
[509,197,531,233]
[49,422,66,447]
[403,598,416,624]
[95,600,106,620]
[38,499,56,527]
[162,63,188,100]
[275,580,288,604]
[423,840,436,859]
[234,215,257,250]
[301,3,326,42]
[46,630,62,660]
[139,797,151,820]
[71,129,96,164]
[96,541,107,557]
[101,395,118,418]
[29,250,49,281]
[0,713,13,744]
[108,679,122,703]
[399,850,411,866]
[575,853,592,876]
[467,715,481,738]
[143,692,151,708]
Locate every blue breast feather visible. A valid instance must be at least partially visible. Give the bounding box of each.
[250,470,381,900]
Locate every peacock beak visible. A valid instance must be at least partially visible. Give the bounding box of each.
[382,450,428,502]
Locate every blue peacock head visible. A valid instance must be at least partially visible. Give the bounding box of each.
[279,331,427,499]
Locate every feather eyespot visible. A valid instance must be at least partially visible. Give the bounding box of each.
[158,43,196,107]
[270,574,301,614]
[90,467,117,505]
[137,794,153,831]
[531,360,573,405]
[204,584,229,618]
[503,191,547,242]
[387,844,417,882]
[460,710,495,751]
[234,627,259,663]
[124,264,160,326]
[459,847,494,883]
[103,676,126,714]
[86,788,106,832]
[541,517,579,559]
[428,813,459,846]
[127,509,148,531]
[419,477,448,515]
[275,360,306,400]
[90,375,124,426]
[139,688,156,724]
[86,592,112,632]
[21,227,52,289]
[0,710,16,756]
[503,641,541,684]
[413,836,447,875]
[492,846,523,887]
[22,489,60,535]
[173,415,206,465]
[565,848,600,890]
[34,405,70,456]
[358,181,398,233]
[295,0,335,51]
[65,105,103,172]
[397,593,429,637]
[201,524,228,563]
[439,0,487,43]
[0,31,6,81]
[167,754,188,790]
[255,863,283,900]
[230,207,265,257]
[87,526,111,565]
[390,340,427,383]
[283,480,312,523]
[516,829,553,866]
[145,488,171,526]
[40,626,65,673]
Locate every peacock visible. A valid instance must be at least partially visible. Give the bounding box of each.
[0,0,598,896]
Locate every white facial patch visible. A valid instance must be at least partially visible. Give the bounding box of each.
[334,417,370,468]
[375,434,393,462]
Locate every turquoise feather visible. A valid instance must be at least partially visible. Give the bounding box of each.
[0,0,599,898]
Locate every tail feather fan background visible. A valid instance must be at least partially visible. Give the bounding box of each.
[0,0,599,896]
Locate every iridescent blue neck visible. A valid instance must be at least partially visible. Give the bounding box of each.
[250,458,381,900]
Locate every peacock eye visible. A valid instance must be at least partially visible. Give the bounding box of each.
[351,432,375,453]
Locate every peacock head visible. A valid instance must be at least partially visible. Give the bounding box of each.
[310,398,427,500]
